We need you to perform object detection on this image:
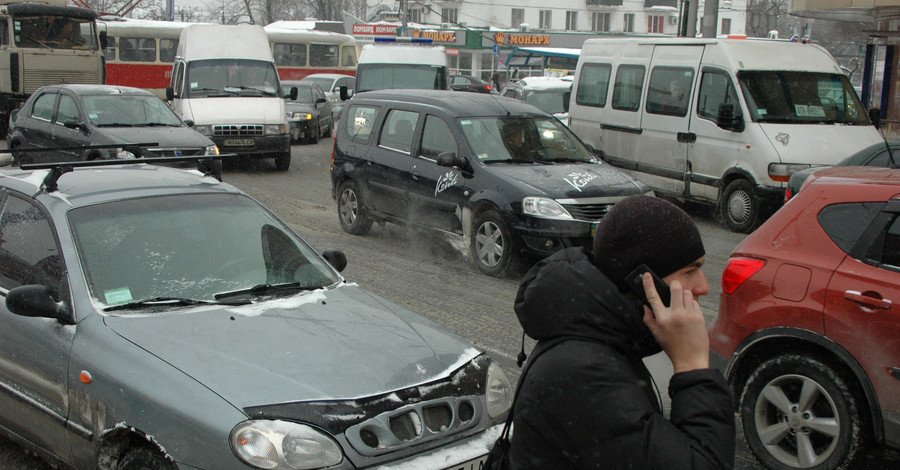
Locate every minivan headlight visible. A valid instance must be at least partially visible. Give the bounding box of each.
[486,362,513,419]
[266,124,286,135]
[230,420,343,469]
[522,197,573,220]
[204,145,219,156]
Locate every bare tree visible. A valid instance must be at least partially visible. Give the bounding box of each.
[300,0,366,21]
[745,0,790,38]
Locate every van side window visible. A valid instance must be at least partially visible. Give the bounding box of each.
[379,109,419,154]
[576,63,611,107]
[697,69,740,121]
[346,105,379,143]
[612,65,645,112]
[421,116,458,160]
[646,67,693,117]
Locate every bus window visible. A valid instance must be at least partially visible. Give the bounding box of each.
[341,45,357,67]
[310,44,338,67]
[159,38,177,63]
[274,43,306,66]
[104,36,117,60]
[120,37,155,62]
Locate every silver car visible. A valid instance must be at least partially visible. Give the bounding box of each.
[0,159,511,469]
[299,73,355,120]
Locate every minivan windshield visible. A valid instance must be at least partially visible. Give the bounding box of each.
[460,116,597,163]
[70,193,340,309]
[738,71,869,125]
[356,64,447,92]
[184,59,280,97]
[84,94,182,127]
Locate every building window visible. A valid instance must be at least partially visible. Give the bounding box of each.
[592,12,611,32]
[441,8,458,25]
[512,8,524,29]
[648,15,664,33]
[539,10,552,30]
[566,11,578,31]
[408,8,422,24]
[624,13,635,33]
[721,18,732,35]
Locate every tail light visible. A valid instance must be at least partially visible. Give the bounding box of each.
[721,257,765,294]
[784,186,793,203]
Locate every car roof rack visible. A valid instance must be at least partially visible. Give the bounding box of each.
[19,154,232,192]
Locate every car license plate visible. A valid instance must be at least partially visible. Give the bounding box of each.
[224,138,254,147]
[443,454,487,470]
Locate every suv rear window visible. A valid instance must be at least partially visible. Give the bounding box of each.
[819,202,883,253]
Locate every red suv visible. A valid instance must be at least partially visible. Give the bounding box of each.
[709,166,900,470]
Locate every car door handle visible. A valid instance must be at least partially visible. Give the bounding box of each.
[677,132,696,143]
[844,290,892,309]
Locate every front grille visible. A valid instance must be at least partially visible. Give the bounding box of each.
[559,195,631,222]
[23,71,101,93]
[345,397,482,456]
[213,125,263,136]
[146,147,206,158]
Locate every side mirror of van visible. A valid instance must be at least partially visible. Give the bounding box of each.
[288,87,298,101]
[716,103,744,133]
[99,31,107,50]
[869,107,882,129]
[563,91,571,113]
[166,86,175,101]
[339,86,352,101]
[436,151,466,169]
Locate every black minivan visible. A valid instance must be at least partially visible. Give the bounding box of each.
[330,90,652,276]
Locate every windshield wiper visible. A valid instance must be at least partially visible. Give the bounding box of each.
[214,282,322,301]
[191,87,234,97]
[104,296,236,312]
[96,123,137,128]
[138,122,180,127]
[482,159,537,164]
[544,157,588,164]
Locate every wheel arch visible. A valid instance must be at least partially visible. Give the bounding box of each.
[717,167,757,201]
[726,327,883,444]
[97,426,172,470]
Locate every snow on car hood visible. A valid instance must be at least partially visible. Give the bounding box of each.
[758,123,883,165]
[184,97,285,125]
[103,284,480,408]
[488,161,646,198]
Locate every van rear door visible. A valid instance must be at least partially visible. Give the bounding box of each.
[638,45,703,197]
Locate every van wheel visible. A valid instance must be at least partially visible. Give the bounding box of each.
[274,152,291,171]
[337,180,373,235]
[117,444,177,470]
[721,179,760,233]
[470,210,518,277]
[740,354,862,470]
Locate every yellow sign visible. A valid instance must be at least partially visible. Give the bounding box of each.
[494,31,551,47]
[413,29,457,43]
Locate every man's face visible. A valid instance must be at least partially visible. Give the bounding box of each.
[663,257,709,298]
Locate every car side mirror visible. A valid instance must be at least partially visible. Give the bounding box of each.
[586,144,604,160]
[166,86,175,101]
[322,249,347,272]
[6,285,69,321]
[869,107,882,129]
[563,91,571,113]
[63,119,87,133]
[99,30,107,50]
[288,87,298,101]
[339,86,351,101]
[436,151,466,168]
[316,97,327,104]
[716,103,745,132]
[183,119,194,127]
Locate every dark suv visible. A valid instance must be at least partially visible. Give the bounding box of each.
[710,166,900,470]
[330,90,651,276]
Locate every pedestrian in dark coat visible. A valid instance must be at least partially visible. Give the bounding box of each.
[508,195,735,469]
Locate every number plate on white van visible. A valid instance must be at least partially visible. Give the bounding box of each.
[224,138,254,147]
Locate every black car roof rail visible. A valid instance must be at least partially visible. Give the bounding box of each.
[19,155,232,192]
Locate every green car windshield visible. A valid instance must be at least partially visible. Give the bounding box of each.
[69,193,340,308]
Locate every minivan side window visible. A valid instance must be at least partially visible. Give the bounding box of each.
[55,94,79,124]
[612,65,645,112]
[346,105,379,143]
[379,109,419,154]
[646,66,694,117]
[31,93,56,121]
[420,115,458,159]
[697,69,740,121]
[576,63,612,107]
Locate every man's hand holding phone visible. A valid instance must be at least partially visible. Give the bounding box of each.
[639,272,710,374]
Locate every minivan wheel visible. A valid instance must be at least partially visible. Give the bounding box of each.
[116,444,177,470]
[338,180,373,235]
[740,354,862,470]
[275,152,291,171]
[470,210,517,277]
[721,178,760,233]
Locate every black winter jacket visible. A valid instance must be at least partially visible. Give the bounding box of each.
[508,247,734,469]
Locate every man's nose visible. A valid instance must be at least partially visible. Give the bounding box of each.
[693,271,711,297]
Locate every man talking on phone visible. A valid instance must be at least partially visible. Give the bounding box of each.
[508,195,734,469]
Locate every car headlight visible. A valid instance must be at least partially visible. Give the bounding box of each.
[266,124,286,135]
[522,196,573,220]
[486,362,513,419]
[288,112,313,121]
[193,125,212,136]
[115,148,137,159]
[230,420,343,470]
[204,145,219,156]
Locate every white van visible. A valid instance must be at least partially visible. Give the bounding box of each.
[354,44,448,93]
[569,37,882,232]
[167,24,292,170]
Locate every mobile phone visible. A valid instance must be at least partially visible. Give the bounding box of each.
[625,264,671,308]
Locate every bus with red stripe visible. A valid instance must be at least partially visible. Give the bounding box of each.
[98,17,357,98]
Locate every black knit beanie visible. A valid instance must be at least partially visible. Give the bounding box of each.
[592,195,705,291]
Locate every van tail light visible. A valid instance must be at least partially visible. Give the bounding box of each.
[784,186,793,203]
[722,257,766,294]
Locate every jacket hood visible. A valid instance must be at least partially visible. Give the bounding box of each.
[103,284,480,408]
[514,247,661,358]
